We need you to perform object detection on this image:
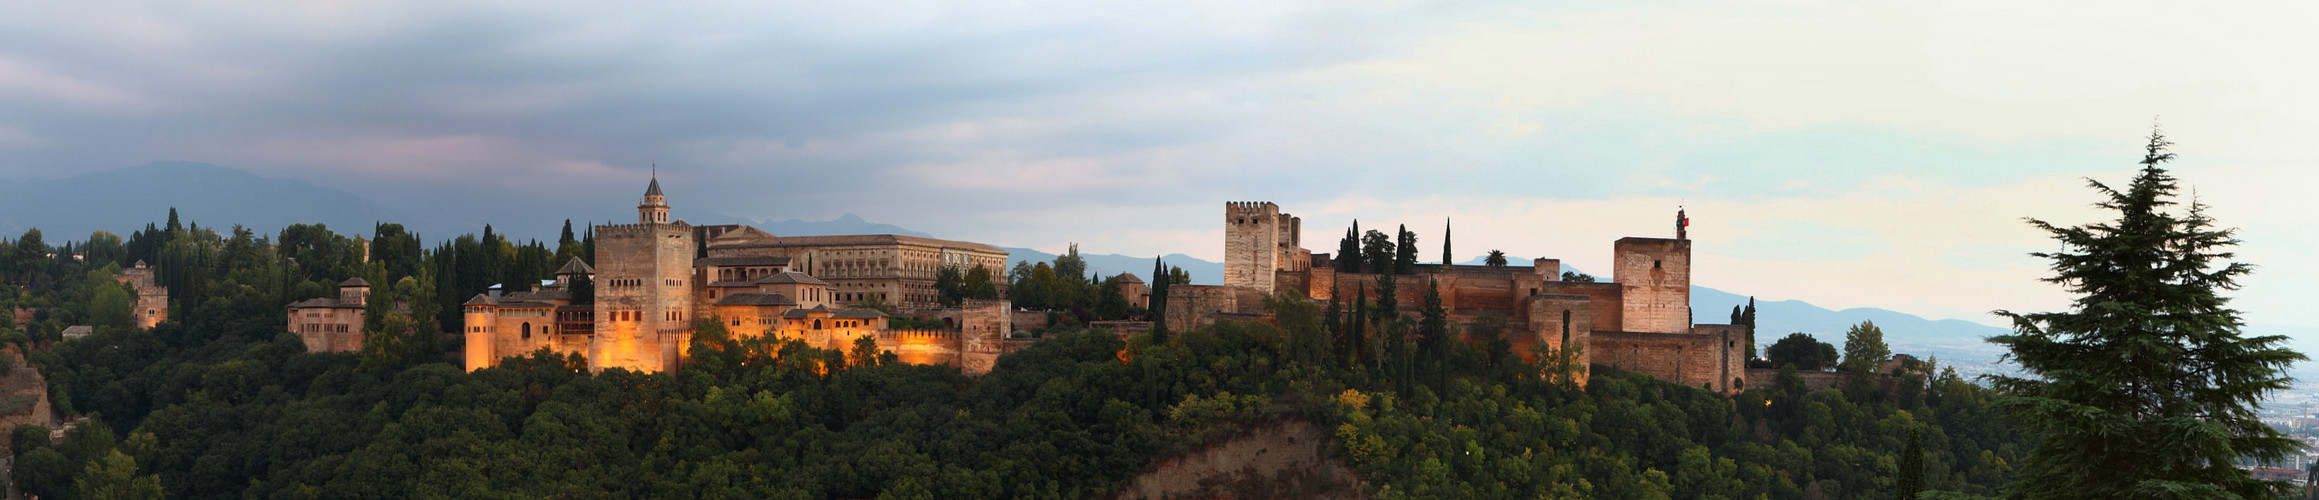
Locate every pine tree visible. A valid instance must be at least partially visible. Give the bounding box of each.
[1989,128,2304,499]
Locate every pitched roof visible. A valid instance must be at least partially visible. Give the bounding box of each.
[505,290,570,302]
[756,271,828,286]
[693,256,792,268]
[290,298,361,309]
[707,232,1006,254]
[462,294,495,306]
[1115,272,1144,284]
[339,277,371,287]
[715,293,798,306]
[554,257,595,275]
[646,175,663,196]
[834,308,887,319]
[782,305,833,319]
[707,281,762,288]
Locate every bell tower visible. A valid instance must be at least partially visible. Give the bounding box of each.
[639,169,669,224]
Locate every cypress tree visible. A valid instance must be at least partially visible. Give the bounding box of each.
[1148,257,1169,344]
[1338,223,1360,273]
[1989,128,2304,498]
[1394,224,1417,273]
[1418,279,1449,389]
[1897,428,1924,499]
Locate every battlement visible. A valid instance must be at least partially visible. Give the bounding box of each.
[880,329,961,341]
[595,222,693,238]
[1224,201,1280,218]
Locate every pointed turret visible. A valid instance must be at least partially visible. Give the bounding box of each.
[639,169,670,224]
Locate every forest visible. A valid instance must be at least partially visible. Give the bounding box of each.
[0,212,2031,499]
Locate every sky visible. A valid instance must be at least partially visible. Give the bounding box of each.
[2,0,2315,331]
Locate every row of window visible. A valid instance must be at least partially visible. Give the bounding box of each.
[301,323,351,333]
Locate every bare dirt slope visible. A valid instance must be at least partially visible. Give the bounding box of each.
[1111,419,1368,500]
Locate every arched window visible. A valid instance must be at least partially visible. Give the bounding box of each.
[521,322,532,340]
[813,319,823,329]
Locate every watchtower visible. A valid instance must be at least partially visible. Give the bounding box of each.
[1223,202,1299,292]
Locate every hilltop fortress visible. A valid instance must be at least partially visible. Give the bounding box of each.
[1180,201,1748,394]
[339,176,1742,393]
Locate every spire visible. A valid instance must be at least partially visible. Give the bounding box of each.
[639,167,670,224]
[645,165,663,197]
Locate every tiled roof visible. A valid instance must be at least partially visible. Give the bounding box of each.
[694,256,792,267]
[715,293,798,306]
[554,257,595,275]
[339,277,371,287]
[290,298,361,309]
[756,271,829,286]
[709,233,1006,254]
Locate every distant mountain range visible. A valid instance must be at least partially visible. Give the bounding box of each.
[0,161,401,239]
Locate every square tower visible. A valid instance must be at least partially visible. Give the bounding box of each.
[1612,237,1691,334]
[1224,202,1297,291]
[590,175,697,372]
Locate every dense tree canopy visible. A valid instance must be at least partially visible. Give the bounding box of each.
[1768,332,1840,371]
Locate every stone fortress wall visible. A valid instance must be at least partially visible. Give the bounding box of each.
[1185,202,1747,394]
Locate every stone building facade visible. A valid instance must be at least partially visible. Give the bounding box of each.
[114,260,168,329]
[1193,202,1748,394]
[286,278,372,353]
[697,227,1008,310]
[461,176,1016,375]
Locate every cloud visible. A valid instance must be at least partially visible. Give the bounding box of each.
[0,0,2312,331]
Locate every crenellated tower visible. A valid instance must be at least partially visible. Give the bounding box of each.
[595,173,695,372]
[1223,201,1299,292]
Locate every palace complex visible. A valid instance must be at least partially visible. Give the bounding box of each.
[457,177,1016,374]
[304,175,1740,393]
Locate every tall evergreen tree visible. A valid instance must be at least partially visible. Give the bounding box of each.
[1989,128,2304,499]
[1338,224,1360,273]
[1417,279,1450,389]
[1148,257,1169,343]
[1896,428,1925,500]
[1394,224,1417,273]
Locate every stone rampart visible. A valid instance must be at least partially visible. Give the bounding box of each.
[1166,285,1238,330]
[1591,324,1745,394]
